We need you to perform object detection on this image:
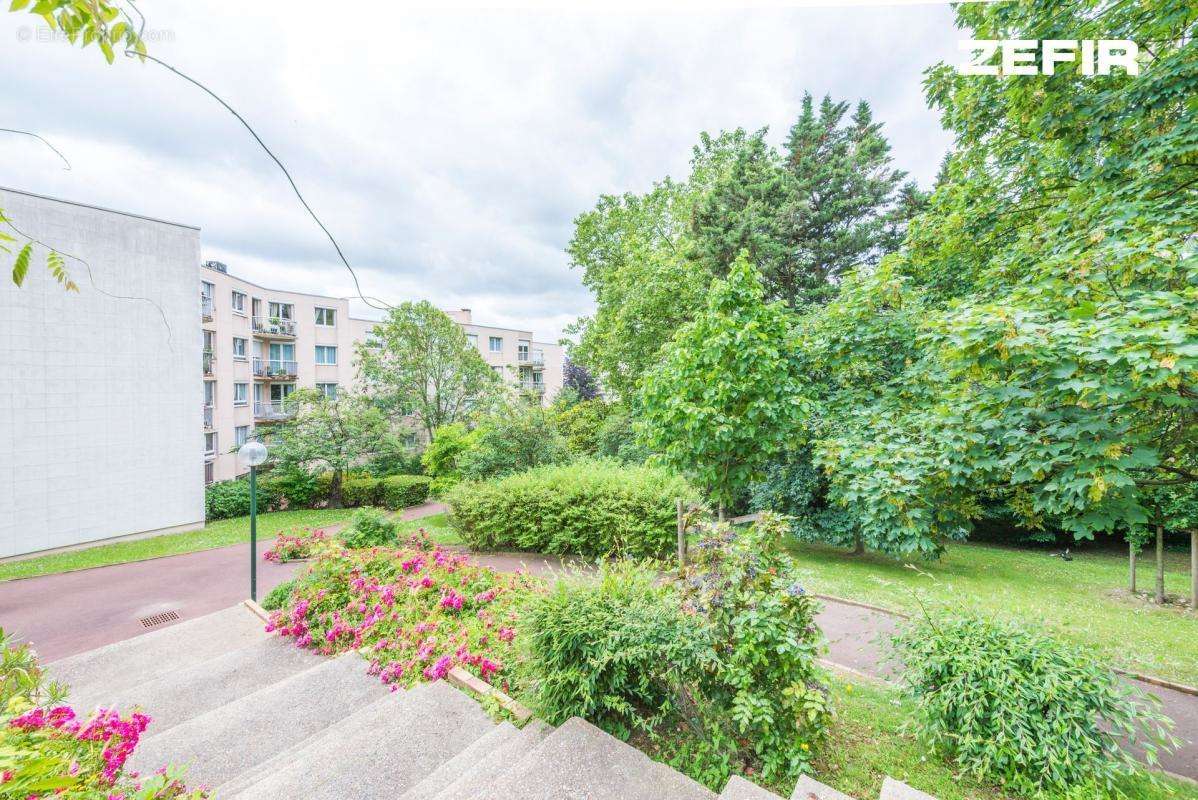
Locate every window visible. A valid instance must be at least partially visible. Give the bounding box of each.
[270,383,295,402]
[315,345,337,365]
[489,336,503,353]
[316,383,338,400]
[315,307,336,326]
[233,382,249,406]
[232,337,247,359]
[268,301,294,320]
[204,431,218,455]
[201,280,214,300]
[466,334,478,348]
[234,425,250,447]
[231,290,246,313]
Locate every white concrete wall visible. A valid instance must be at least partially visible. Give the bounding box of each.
[0,188,203,558]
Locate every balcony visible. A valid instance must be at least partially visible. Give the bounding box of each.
[203,349,215,375]
[252,357,298,379]
[254,400,295,421]
[520,379,546,394]
[517,349,546,366]
[201,295,215,322]
[252,316,297,338]
[202,404,214,429]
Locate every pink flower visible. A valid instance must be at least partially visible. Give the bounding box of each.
[423,655,453,680]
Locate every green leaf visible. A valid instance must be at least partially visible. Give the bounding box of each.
[12,242,32,286]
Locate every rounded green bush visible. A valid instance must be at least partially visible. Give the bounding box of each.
[205,478,281,521]
[445,460,697,558]
[339,507,398,549]
[261,578,298,611]
[340,476,382,507]
[379,474,432,509]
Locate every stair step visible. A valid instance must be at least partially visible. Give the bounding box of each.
[233,680,497,799]
[791,775,856,800]
[721,775,783,799]
[400,720,522,800]
[68,636,322,735]
[879,777,937,800]
[50,606,265,700]
[427,717,552,800]
[127,651,387,788]
[469,716,716,800]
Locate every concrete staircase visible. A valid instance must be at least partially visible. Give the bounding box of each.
[48,605,935,800]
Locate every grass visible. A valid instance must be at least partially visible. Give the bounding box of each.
[812,675,1198,800]
[400,512,460,545]
[784,538,1198,686]
[0,508,357,582]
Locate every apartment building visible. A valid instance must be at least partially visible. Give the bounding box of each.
[1,187,203,558]
[203,268,564,483]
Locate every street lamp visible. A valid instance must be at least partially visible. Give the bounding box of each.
[238,440,269,602]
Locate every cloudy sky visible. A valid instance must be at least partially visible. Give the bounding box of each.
[0,1,962,340]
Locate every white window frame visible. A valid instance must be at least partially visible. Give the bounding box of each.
[232,337,247,360]
[316,382,338,400]
[489,336,503,353]
[268,301,294,320]
[314,306,336,326]
[231,290,246,314]
[204,431,218,455]
[233,382,249,406]
[315,345,337,365]
[234,425,250,447]
[467,333,479,348]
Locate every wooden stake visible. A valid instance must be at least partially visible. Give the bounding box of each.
[676,498,686,576]
[1155,524,1165,605]
[1191,530,1196,612]
[1129,540,1137,595]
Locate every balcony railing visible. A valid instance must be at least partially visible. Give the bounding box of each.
[519,379,546,394]
[254,400,295,420]
[252,357,298,378]
[201,295,215,321]
[252,316,297,337]
[202,404,214,429]
[202,349,215,375]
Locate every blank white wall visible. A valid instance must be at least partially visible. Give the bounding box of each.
[0,187,203,558]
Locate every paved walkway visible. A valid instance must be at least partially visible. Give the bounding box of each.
[2,523,1193,780]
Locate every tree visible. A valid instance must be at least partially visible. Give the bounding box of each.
[268,389,391,508]
[5,0,145,291]
[806,0,1197,555]
[457,404,570,482]
[638,256,809,512]
[356,301,502,438]
[562,358,600,401]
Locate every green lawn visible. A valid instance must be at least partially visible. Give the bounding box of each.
[813,676,1198,800]
[784,538,1198,686]
[399,512,460,545]
[0,509,356,582]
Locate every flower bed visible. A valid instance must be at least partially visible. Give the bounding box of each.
[267,535,541,692]
[0,631,209,798]
[264,526,332,562]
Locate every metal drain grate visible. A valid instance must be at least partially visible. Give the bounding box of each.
[139,610,180,628]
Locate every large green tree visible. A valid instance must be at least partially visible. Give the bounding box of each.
[356,301,501,438]
[808,0,1197,553]
[638,256,809,512]
[268,389,392,508]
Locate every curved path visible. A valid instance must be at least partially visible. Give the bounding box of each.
[1,521,1193,781]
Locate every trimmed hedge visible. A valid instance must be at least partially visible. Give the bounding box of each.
[446,460,697,558]
[205,478,282,521]
[380,475,432,509]
[341,476,383,507]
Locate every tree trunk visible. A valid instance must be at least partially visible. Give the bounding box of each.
[717,502,726,523]
[852,532,865,556]
[676,498,686,577]
[1191,529,1197,612]
[1129,540,1137,595]
[1155,524,1165,605]
[329,468,344,509]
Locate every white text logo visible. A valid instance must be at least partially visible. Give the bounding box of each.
[958,40,1140,76]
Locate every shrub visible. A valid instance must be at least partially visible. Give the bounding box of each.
[421,423,482,495]
[260,467,322,509]
[267,539,541,689]
[520,562,707,738]
[680,513,830,786]
[749,451,859,550]
[339,508,398,549]
[264,527,331,562]
[205,478,281,521]
[262,578,298,611]
[551,399,613,456]
[595,405,649,464]
[0,629,209,798]
[380,474,432,509]
[340,476,382,507]
[457,408,570,482]
[892,613,1177,797]
[446,460,696,558]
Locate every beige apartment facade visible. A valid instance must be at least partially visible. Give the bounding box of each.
[203,265,564,483]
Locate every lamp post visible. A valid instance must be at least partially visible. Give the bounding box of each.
[238,440,269,601]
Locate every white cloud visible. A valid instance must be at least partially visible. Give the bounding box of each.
[0,2,959,340]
